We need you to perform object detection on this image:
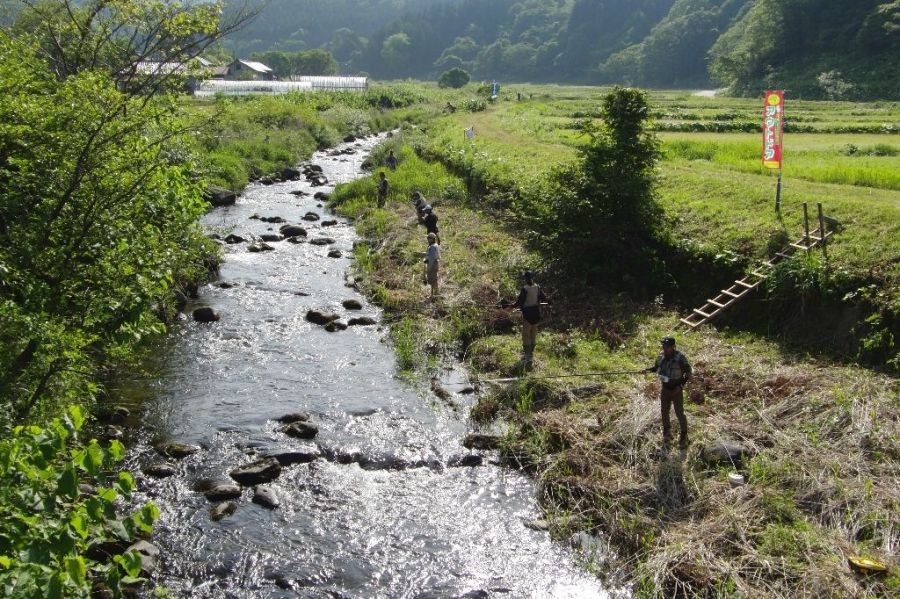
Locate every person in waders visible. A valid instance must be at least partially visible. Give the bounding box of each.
[512,271,548,365]
[386,149,398,171]
[644,337,692,449]
[377,172,389,208]
[423,232,441,299]
[423,205,440,245]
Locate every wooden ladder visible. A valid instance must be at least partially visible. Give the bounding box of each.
[680,203,834,330]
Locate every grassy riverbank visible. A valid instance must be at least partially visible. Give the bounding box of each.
[330,128,899,596]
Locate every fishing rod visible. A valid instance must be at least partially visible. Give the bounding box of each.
[443,369,647,385]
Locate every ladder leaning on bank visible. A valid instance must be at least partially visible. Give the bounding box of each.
[680,203,836,330]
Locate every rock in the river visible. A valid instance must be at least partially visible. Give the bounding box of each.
[142,463,177,478]
[448,453,483,468]
[309,237,335,246]
[462,433,501,451]
[524,519,550,532]
[192,307,220,323]
[313,192,330,201]
[302,212,320,222]
[126,541,160,576]
[324,320,348,332]
[343,134,356,143]
[224,234,245,244]
[289,190,307,196]
[260,177,275,186]
[210,501,237,522]
[205,185,237,207]
[342,299,363,310]
[266,446,321,466]
[252,486,279,509]
[304,164,323,174]
[276,412,310,424]
[286,236,306,244]
[229,457,282,486]
[279,225,307,237]
[279,421,319,440]
[701,440,754,467]
[321,220,338,227]
[347,316,377,326]
[260,216,286,224]
[155,441,201,459]
[204,483,242,502]
[310,176,328,187]
[305,310,340,325]
[260,234,284,242]
[327,249,343,259]
[247,242,274,253]
[281,167,301,181]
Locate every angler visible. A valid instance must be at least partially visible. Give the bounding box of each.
[511,271,549,366]
[644,336,692,449]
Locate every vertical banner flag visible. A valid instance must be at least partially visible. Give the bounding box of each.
[762,90,785,170]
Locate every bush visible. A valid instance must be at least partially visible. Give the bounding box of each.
[438,68,470,89]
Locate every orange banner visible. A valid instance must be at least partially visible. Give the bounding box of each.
[762,90,785,170]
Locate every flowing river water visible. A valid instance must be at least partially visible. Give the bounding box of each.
[119,134,611,598]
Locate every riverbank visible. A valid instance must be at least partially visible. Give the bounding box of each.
[330,132,899,597]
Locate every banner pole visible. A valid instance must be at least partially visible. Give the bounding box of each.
[775,170,783,214]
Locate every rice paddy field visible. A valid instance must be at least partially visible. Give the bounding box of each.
[417,86,900,318]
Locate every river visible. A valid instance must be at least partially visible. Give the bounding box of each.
[119,134,611,598]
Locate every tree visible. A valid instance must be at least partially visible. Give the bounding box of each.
[524,88,663,287]
[438,67,470,88]
[381,32,412,74]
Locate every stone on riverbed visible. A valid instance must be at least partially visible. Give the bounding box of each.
[205,185,237,207]
[342,299,363,310]
[347,316,377,326]
[210,501,237,522]
[260,234,284,242]
[309,237,335,246]
[302,212,320,222]
[305,310,340,325]
[462,433,501,451]
[142,463,177,478]
[276,412,310,424]
[324,320,348,332]
[156,441,200,459]
[229,457,282,486]
[247,242,274,253]
[224,234,245,244]
[279,421,319,440]
[279,225,307,237]
[265,446,321,466]
[327,249,343,258]
[192,307,219,323]
[205,483,242,502]
[321,220,338,227]
[448,453,483,468]
[252,486,279,509]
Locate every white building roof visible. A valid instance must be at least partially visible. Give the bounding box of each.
[237,60,273,73]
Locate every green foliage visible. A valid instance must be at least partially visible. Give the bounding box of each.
[438,68,470,89]
[249,49,340,78]
[523,88,664,288]
[0,406,158,598]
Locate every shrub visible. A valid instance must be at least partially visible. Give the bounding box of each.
[438,68,471,89]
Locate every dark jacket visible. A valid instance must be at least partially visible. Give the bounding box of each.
[423,212,439,234]
[649,351,692,389]
[514,283,547,325]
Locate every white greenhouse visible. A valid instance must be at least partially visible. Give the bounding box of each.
[193,77,369,96]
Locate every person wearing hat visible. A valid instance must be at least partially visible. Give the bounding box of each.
[377,171,389,208]
[423,232,441,298]
[512,271,548,365]
[644,337,693,449]
[422,205,440,244]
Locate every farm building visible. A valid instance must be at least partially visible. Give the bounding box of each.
[226,59,275,81]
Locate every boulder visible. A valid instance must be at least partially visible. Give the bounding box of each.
[205,185,237,207]
[310,176,328,187]
[224,234,245,244]
[279,225,307,237]
[305,310,340,325]
[99,425,124,442]
[266,446,321,466]
[247,242,274,253]
[302,212,320,222]
[155,441,201,459]
[276,412,310,424]
[348,316,377,326]
[142,463,177,479]
[313,191,329,201]
[327,249,343,259]
[229,457,282,486]
[204,483,242,502]
[448,453,483,468]
[260,216,286,224]
[462,433,501,451]
[192,307,219,323]
[281,167,302,181]
[252,486,279,509]
[523,519,550,532]
[309,237,335,246]
[289,190,307,196]
[260,234,284,242]
[305,164,323,174]
[324,320,348,332]
[321,220,338,227]
[126,541,160,576]
[700,440,754,468]
[279,421,319,440]
[343,134,356,143]
[286,236,306,244]
[210,501,237,522]
[260,177,275,186]
[342,299,363,310]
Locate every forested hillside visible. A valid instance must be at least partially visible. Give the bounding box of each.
[224,0,900,98]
